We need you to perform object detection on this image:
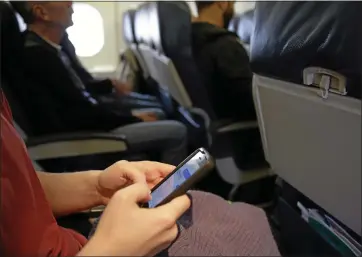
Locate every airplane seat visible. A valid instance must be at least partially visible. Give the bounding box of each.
[228,14,240,33]
[122,9,149,80]
[153,1,215,118]
[146,1,164,85]
[0,2,25,80]
[229,9,254,55]
[251,1,362,253]
[133,3,175,115]
[149,1,217,147]
[152,1,272,193]
[251,2,362,99]
[135,4,159,84]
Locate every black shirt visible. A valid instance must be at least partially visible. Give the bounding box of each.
[191,22,256,121]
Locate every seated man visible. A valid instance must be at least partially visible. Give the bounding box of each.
[59,31,162,111]
[1,1,185,166]
[1,90,280,256]
[10,1,163,130]
[191,1,255,121]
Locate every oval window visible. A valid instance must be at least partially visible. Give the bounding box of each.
[66,3,104,57]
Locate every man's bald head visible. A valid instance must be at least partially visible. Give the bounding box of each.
[10,1,73,29]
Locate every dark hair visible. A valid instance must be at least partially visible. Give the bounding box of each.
[195,1,215,12]
[9,1,34,24]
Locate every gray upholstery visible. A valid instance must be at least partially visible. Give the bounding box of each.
[229,10,254,45]
[134,3,158,81]
[253,74,361,236]
[251,1,362,236]
[251,1,362,100]
[144,1,216,118]
[14,121,128,161]
[134,2,192,108]
[122,9,148,78]
[122,9,136,45]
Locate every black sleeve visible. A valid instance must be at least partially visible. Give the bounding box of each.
[23,47,141,130]
[86,79,114,96]
[214,37,256,118]
[23,47,91,105]
[214,37,253,91]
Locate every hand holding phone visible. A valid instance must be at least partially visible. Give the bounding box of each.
[81,183,190,257]
[146,148,214,208]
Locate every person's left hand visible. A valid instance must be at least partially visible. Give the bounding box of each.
[110,79,132,95]
[96,160,175,204]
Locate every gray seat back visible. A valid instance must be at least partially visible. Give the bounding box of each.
[144,2,192,108]
[251,2,362,100]
[148,1,216,116]
[122,9,144,77]
[229,10,254,55]
[134,3,159,82]
[253,74,361,236]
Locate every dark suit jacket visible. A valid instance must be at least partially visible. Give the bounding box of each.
[60,32,116,96]
[22,30,140,135]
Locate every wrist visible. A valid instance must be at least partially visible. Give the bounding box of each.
[87,170,104,206]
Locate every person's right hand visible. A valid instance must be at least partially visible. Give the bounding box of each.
[77,183,191,257]
[133,112,158,122]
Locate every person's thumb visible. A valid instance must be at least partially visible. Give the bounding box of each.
[114,183,151,205]
[154,195,191,226]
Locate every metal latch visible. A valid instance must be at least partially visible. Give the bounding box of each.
[303,67,347,99]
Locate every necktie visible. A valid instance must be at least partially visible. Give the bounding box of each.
[58,50,98,105]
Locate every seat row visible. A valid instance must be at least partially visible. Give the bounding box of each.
[122,1,362,244]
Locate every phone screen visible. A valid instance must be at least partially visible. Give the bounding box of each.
[148,151,208,208]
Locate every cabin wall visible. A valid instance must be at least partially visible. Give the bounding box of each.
[71,1,255,76]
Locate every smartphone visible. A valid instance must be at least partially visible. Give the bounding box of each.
[145,148,214,208]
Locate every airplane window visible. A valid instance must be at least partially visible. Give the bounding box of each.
[66,3,104,57]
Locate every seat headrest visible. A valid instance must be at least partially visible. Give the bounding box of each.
[228,14,240,33]
[148,2,161,52]
[235,9,254,44]
[0,2,25,73]
[251,2,362,99]
[0,2,22,43]
[122,9,136,44]
[134,3,148,43]
[169,1,191,14]
[134,3,152,46]
[156,1,191,56]
[153,1,215,117]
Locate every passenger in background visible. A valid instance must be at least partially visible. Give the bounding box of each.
[192,1,255,121]
[60,31,163,112]
[10,1,162,125]
[6,1,187,166]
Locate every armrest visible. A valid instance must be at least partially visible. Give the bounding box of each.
[26,132,129,161]
[188,107,258,134]
[216,121,258,133]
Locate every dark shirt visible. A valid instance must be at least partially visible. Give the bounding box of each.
[191,22,256,121]
[22,30,140,135]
